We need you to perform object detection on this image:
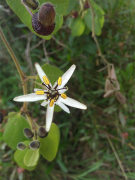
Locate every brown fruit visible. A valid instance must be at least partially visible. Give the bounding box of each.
[38,126,48,138]
[23,128,34,139]
[115,92,126,105]
[29,140,40,150]
[103,90,114,98]
[32,12,55,36]
[38,3,56,26]
[23,0,39,10]
[17,142,26,150]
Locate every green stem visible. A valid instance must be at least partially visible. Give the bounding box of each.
[0,27,27,110]
[0,26,34,129]
[27,76,37,79]
[88,0,110,66]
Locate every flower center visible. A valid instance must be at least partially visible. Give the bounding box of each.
[47,89,59,102]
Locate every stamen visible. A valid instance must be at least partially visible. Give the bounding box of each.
[58,77,62,85]
[61,93,67,99]
[42,82,49,90]
[43,76,49,85]
[57,86,68,91]
[50,99,55,107]
[36,90,44,95]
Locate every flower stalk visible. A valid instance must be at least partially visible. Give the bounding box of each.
[0,26,34,129]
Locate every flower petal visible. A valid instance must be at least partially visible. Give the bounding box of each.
[45,104,54,132]
[13,93,46,102]
[35,63,52,87]
[34,88,43,92]
[60,96,87,109]
[56,100,70,113]
[52,65,76,89]
[41,100,49,107]
[59,65,76,88]
[58,88,68,94]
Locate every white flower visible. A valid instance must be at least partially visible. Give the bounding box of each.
[14,63,87,132]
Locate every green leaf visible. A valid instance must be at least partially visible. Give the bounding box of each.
[84,0,105,36]
[35,64,64,112]
[83,25,90,35]
[69,17,85,37]
[3,112,30,150]
[24,148,39,167]
[39,123,60,161]
[6,0,70,40]
[14,141,36,171]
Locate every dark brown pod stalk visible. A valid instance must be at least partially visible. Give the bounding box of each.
[38,3,56,26]
[23,0,39,10]
[38,126,48,138]
[32,12,55,36]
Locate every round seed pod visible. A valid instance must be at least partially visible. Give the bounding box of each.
[17,142,26,150]
[24,128,34,139]
[38,126,48,138]
[32,12,55,36]
[29,140,40,150]
[23,0,39,10]
[0,113,3,124]
[38,3,56,26]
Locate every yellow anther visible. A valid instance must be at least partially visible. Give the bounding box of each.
[50,99,55,107]
[58,77,62,85]
[36,90,44,95]
[43,76,49,85]
[61,93,67,99]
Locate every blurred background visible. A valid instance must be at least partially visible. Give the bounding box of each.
[1,0,135,179]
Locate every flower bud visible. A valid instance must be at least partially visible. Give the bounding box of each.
[38,3,56,26]
[38,126,48,138]
[23,0,39,10]
[24,128,34,139]
[0,113,3,124]
[32,12,55,36]
[29,140,40,150]
[72,11,78,19]
[84,1,90,9]
[17,142,26,150]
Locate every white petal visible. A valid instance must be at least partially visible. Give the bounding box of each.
[52,81,57,89]
[56,100,70,113]
[34,88,43,92]
[45,104,54,132]
[13,93,46,102]
[58,88,68,94]
[41,100,49,107]
[60,96,87,109]
[52,65,76,89]
[59,65,76,88]
[35,63,52,87]
[34,88,48,93]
